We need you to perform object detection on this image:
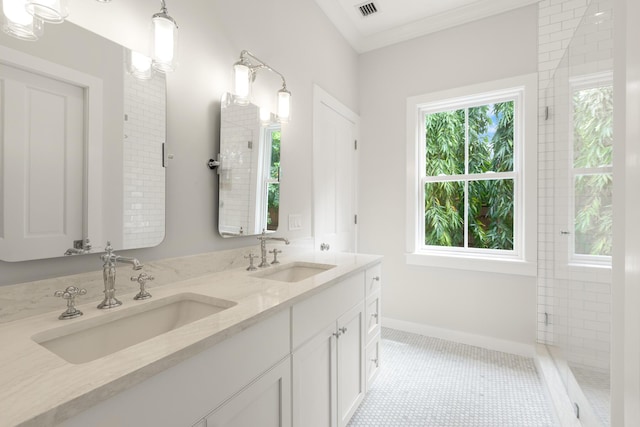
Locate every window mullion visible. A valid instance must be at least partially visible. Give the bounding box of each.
[464,108,469,249]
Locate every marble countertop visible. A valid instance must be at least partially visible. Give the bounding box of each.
[0,249,382,427]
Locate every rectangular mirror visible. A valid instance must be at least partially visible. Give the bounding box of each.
[218,93,280,237]
[0,22,166,261]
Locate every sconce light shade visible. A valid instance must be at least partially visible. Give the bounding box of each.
[277,87,291,123]
[233,61,251,102]
[25,0,68,23]
[2,0,44,40]
[151,3,178,73]
[128,50,153,80]
[232,50,292,123]
[259,106,271,124]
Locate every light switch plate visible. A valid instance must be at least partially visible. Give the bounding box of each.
[288,214,302,231]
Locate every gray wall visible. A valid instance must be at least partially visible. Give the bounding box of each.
[0,0,359,285]
[357,6,540,346]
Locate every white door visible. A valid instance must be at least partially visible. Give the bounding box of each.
[0,62,85,261]
[313,85,359,253]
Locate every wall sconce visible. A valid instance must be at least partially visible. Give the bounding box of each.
[25,0,68,23]
[151,0,178,73]
[232,50,292,123]
[2,0,44,40]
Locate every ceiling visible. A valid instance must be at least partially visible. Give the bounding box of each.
[313,0,539,53]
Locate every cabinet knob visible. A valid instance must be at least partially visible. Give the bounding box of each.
[333,331,341,338]
[371,313,379,320]
[339,327,347,334]
[371,357,379,368]
[373,276,380,282]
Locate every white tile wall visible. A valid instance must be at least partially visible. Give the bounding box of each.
[537,0,613,372]
[122,72,166,249]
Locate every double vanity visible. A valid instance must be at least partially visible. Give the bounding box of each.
[0,249,382,427]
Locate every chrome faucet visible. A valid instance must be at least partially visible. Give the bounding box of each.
[257,230,290,268]
[98,241,143,309]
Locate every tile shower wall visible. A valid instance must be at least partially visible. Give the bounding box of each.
[537,0,613,372]
[218,103,261,236]
[123,72,166,249]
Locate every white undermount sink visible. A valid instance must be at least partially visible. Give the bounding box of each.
[32,293,236,364]
[253,261,336,283]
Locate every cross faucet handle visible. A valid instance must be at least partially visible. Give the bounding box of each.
[269,248,282,265]
[131,272,154,300]
[54,286,87,320]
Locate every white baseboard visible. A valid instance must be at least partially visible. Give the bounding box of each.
[382,317,535,357]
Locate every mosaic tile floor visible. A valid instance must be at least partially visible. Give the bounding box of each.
[348,328,557,427]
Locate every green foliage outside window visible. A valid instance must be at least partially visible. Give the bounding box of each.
[573,85,613,256]
[424,102,515,250]
[267,130,280,230]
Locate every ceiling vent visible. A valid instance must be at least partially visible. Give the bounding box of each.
[356,1,379,17]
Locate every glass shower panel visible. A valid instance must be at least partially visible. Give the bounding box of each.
[541,0,613,425]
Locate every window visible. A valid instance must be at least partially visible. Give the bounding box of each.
[422,100,516,251]
[259,126,280,231]
[406,75,537,275]
[570,74,613,266]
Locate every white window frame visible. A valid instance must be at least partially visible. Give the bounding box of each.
[406,74,537,276]
[568,72,613,268]
[255,124,280,233]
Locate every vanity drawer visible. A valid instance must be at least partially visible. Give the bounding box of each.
[365,293,381,344]
[365,335,381,391]
[365,264,381,297]
[292,272,365,349]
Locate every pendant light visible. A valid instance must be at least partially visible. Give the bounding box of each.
[151,0,178,73]
[2,0,44,40]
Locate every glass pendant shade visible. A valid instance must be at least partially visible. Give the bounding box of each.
[233,61,251,102]
[151,12,178,72]
[259,106,271,124]
[128,50,153,80]
[2,0,44,40]
[25,0,68,23]
[277,88,291,123]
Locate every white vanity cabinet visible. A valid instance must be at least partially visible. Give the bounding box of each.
[59,309,291,427]
[54,260,382,427]
[291,263,381,427]
[364,264,382,390]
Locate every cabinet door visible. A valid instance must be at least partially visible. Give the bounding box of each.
[206,358,291,427]
[292,322,337,427]
[336,303,365,427]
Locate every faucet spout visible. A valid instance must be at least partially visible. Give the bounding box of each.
[97,242,144,309]
[257,230,290,268]
[115,255,143,270]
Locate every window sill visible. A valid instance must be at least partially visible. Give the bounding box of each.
[406,251,537,277]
